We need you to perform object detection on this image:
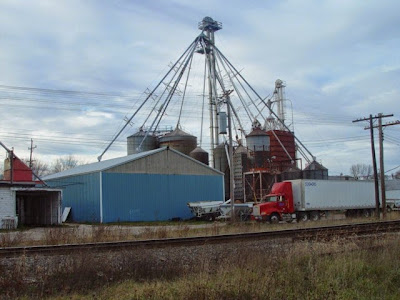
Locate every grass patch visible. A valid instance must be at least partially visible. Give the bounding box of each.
[35,236,400,299]
[1,235,400,299]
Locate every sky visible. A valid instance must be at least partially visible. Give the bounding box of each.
[0,0,399,176]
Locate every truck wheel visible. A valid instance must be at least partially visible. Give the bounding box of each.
[269,213,280,224]
[298,212,309,222]
[310,211,320,221]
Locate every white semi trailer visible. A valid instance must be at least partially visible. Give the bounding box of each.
[252,179,377,222]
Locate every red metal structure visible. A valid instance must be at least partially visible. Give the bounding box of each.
[3,156,33,182]
[267,130,296,172]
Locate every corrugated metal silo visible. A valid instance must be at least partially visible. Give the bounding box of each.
[190,147,209,165]
[303,161,328,180]
[127,130,157,155]
[246,128,270,152]
[213,143,230,200]
[267,130,296,172]
[246,128,270,169]
[158,127,197,156]
[281,166,302,181]
[213,143,229,172]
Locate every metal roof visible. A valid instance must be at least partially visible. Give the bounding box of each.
[304,160,328,171]
[43,147,223,180]
[43,148,165,180]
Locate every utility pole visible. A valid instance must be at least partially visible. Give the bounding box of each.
[366,116,400,219]
[28,138,37,169]
[353,113,393,219]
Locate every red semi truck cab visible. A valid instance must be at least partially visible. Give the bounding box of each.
[252,181,296,223]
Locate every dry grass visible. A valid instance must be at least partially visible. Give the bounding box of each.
[0,231,24,247]
[0,212,399,248]
[5,234,395,299]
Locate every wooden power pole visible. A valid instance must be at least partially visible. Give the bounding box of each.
[28,138,37,169]
[367,116,400,219]
[353,113,397,219]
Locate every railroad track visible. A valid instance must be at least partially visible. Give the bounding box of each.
[1,220,400,258]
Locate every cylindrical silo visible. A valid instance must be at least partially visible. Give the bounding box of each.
[213,143,229,173]
[246,128,270,169]
[303,161,329,180]
[158,127,197,156]
[281,166,302,181]
[127,130,157,155]
[246,127,270,152]
[190,147,209,165]
[213,142,230,200]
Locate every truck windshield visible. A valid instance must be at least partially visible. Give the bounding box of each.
[265,196,278,202]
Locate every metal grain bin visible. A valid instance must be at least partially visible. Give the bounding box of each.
[127,130,158,155]
[190,147,209,165]
[281,166,302,181]
[213,143,229,173]
[246,128,270,153]
[158,127,197,156]
[303,161,329,180]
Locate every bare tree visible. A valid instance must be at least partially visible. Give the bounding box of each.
[350,163,373,180]
[22,158,50,177]
[51,155,84,174]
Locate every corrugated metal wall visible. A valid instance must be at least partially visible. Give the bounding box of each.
[105,149,219,176]
[101,173,224,222]
[46,173,101,222]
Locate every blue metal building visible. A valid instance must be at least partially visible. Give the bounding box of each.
[44,148,224,223]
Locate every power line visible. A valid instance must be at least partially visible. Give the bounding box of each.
[386,164,400,173]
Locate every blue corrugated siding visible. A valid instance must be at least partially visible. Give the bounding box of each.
[102,173,223,222]
[46,173,101,222]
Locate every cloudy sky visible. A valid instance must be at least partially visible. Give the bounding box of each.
[0,0,399,176]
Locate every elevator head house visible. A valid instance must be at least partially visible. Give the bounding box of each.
[43,147,224,223]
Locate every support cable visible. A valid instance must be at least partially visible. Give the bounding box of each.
[177,46,195,126]
[214,54,248,133]
[97,37,199,161]
[215,51,255,123]
[214,48,264,119]
[153,40,199,133]
[213,44,315,162]
[137,43,196,150]
[140,62,182,131]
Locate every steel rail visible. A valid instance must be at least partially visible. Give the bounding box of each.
[1,220,400,258]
